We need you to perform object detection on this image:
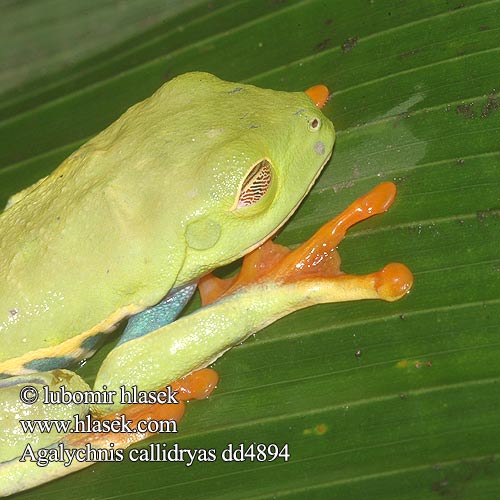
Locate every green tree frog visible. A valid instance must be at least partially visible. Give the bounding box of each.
[0,72,334,380]
[0,72,334,491]
[0,73,413,495]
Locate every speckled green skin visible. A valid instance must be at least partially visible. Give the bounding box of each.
[0,73,336,496]
[0,370,90,463]
[0,72,334,372]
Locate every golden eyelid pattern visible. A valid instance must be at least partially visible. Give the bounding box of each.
[237,160,272,208]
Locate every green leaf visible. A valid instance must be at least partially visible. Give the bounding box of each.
[1,0,499,498]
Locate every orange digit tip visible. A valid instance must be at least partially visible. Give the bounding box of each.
[305,84,330,108]
[360,181,397,214]
[375,263,414,301]
[172,368,219,400]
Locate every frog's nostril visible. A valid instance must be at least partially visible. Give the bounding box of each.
[308,117,321,131]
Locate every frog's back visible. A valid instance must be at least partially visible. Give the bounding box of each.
[0,77,198,372]
[0,148,182,373]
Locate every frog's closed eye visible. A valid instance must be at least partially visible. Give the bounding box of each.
[235,159,273,209]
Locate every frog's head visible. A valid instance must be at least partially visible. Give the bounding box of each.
[151,73,335,284]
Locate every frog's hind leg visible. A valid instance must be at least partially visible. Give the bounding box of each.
[117,282,197,346]
[0,368,218,497]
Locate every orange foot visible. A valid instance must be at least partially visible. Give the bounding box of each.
[199,182,413,307]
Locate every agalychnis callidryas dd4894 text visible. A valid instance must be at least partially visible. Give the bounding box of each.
[0,72,412,495]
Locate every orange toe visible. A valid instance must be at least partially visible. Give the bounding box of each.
[305,84,330,108]
[374,263,414,301]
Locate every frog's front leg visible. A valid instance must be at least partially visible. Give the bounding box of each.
[94,182,413,416]
[0,183,412,495]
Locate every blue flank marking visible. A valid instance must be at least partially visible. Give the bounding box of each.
[80,332,106,353]
[117,282,197,347]
[24,356,75,372]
